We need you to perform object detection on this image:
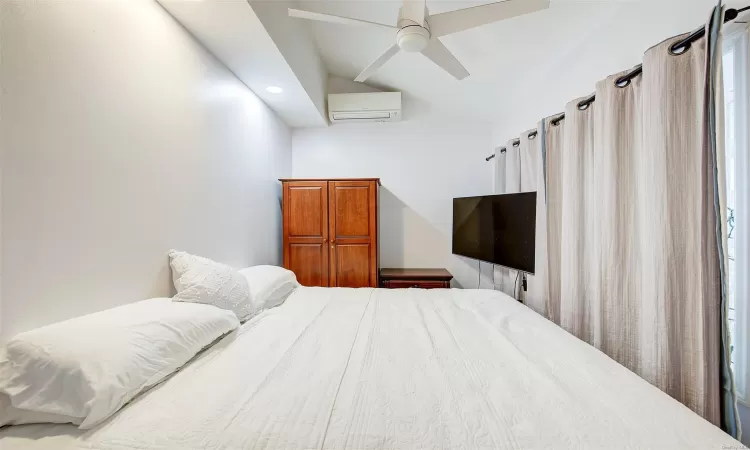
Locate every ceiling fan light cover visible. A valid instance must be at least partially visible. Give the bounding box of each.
[397,26,430,52]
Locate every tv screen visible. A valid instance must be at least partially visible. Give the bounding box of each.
[452,192,537,273]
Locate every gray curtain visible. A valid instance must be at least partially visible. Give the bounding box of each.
[544,117,564,325]
[496,140,521,297]
[493,132,548,311]
[520,129,548,316]
[493,146,508,293]
[502,6,740,437]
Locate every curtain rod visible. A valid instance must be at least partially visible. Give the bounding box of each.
[485,140,517,161]
[486,5,749,161]
[486,147,506,161]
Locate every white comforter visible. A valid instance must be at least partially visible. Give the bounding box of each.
[0,288,737,449]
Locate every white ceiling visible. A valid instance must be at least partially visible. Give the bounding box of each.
[162,0,747,130]
[302,0,723,127]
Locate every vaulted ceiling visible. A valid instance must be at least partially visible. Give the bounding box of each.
[159,0,746,130]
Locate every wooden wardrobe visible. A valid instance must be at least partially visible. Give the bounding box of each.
[280,178,380,288]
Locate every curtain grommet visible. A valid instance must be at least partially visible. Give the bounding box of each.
[669,42,691,56]
[615,77,632,88]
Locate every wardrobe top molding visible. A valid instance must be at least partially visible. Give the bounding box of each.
[279,178,381,185]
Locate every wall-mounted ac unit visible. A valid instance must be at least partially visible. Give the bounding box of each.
[328,92,402,123]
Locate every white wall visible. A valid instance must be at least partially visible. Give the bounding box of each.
[292,106,495,289]
[0,0,291,339]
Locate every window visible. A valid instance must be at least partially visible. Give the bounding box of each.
[723,26,749,404]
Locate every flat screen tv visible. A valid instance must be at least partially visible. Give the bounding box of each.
[452,192,537,273]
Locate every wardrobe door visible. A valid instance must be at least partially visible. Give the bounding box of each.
[328,180,378,288]
[283,181,329,287]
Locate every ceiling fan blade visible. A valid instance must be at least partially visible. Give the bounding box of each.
[420,38,469,80]
[355,44,401,83]
[289,8,397,31]
[429,0,550,37]
[401,0,427,26]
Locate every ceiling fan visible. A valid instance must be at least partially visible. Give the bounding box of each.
[289,0,550,82]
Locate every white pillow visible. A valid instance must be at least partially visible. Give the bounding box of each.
[0,392,80,428]
[169,250,256,321]
[238,266,299,311]
[0,298,238,429]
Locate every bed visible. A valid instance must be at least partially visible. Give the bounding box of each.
[0,287,736,449]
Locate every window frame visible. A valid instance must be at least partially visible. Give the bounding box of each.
[723,24,750,405]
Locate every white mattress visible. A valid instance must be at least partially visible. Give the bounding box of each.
[0,287,737,449]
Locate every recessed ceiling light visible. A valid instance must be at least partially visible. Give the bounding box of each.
[266,86,283,94]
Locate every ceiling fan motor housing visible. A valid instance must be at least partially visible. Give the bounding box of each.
[396,25,430,52]
[396,5,430,53]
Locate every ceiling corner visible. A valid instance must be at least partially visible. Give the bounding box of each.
[157,0,328,128]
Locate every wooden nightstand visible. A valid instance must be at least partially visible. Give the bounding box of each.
[380,268,453,289]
